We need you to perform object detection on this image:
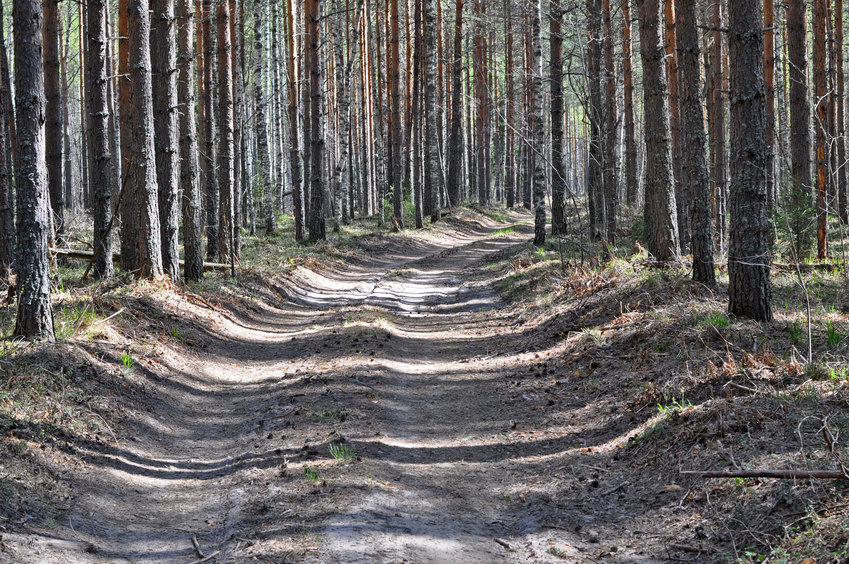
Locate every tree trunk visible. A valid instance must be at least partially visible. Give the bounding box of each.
[586,0,603,239]
[44,0,64,245]
[284,0,305,240]
[622,0,638,206]
[307,0,325,240]
[13,0,55,340]
[788,0,811,252]
[709,1,727,252]
[202,0,218,258]
[675,0,714,285]
[727,0,772,321]
[119,0,137,271]
[664,0,685,251]
[151,0,180,278]
[252,0,272,234]
[531,0,546,246]
[504,0,514,209]
[390,0,404,229]
[217,0,234,269]
[127,0,164,278]
[764,0,776,213]
[426,0,441,222]
[550,0,565,235]
[0,0,15,273]
[178,0,203,281]
[836,0,847,223]
[446,0,464,209]
[636,0,679,260]
[602,0,617,241]
[87,0,114,279]
[814,0,828,259]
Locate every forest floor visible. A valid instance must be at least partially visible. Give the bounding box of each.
[1,208,849,563]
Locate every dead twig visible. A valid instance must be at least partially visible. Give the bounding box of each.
[681,469,849,479]
[493,538,511,550]
[190,535,204,558]
[189,550,219,564]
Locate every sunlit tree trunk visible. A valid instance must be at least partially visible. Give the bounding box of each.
[14,0,55,340]
[44,0,64,244]
[602,0,617,241]
[390,0,404,229]
[675,0,714,285]
[284,0,305,240]
[788,0,811,245]
[307,0,325,240]
[217,0,234,268]
[152,0,180,278]
[202,0,218,258]
[531,0,546,246]
[814,0,828,259]
[88,0,114,279]
[0,0,15,273]
[178,0,203,280]
[636,0,679,260]
[728,0,772,321]
[622,0,637,206]
[550,0,565,235]
[426,0,441,222]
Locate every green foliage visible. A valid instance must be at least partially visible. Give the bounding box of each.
[328,442,355,464]
[657,396,692,416]
[120,349,136,369]
[630,216,647,245]
[790,321,803,344]
[303,466,323,484]
[774,178,815,262]
[826,321,842,347]
[701,311,730,330]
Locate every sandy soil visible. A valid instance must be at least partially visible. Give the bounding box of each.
[1,216,706,563]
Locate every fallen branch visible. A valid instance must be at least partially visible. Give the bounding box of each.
[493,538,511,550]
[51,248,233,273]
[681,469,849,479]
[190,535,205,558]
[189,550,219,564]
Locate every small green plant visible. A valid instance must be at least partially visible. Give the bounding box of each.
[828,366,849,381]
[120,349,136,369]
[304,466,322,484]
[790,320,803,344]
[827,321,842,347]
[328,442,355,464]
[702,311,730,329]
[657,396,692,416]
[169,326,187,341]
[493,226,514,236]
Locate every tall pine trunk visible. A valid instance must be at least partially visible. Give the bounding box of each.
[447,0,463,208]
[14,0,55,340]
[531,0,546,246]
[727,0,772,321]
[127,0,163,278]
[217,0,234,269]
[622,0,638,206]
[814,0,828,259]
[0,0,15,274]
[390,0,404,229]
[675,0,714,285]
[307,0,325,240]
[426,0,441,222]
[178,0,203,280]
[284,0,305,240]
[602,0,617,241]
[44,0,65,245]
[788,0,811,254]
[636,0,679,260]
[152,0,180,278]
[87,0,114,279]
[550,0,565,235]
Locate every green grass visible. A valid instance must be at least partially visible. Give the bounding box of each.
[328,442,355,464]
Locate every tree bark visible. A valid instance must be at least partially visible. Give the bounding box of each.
[217,0,234,269]
[426,0,441,222]
[87,0,114,279]
[602,0,617,241]
[252,0,272,234]
[0,0,15,273]
[390,0,404,229]
[814,0,828,259]
[788,0,811,251]
[636,0,679,260]
[307,0,325,241]
[727,0,772,321]
[664,0,685,251]
[44,0,64,245]
[531,0,546,246]
[127,0,164,278]
[550,0,565,235]
[675,0,714,286]
[764,0,776,213]
[13,0,55,340]
[178,0,203,280]
[447,0,464,208]
[622,0,638,206]
[836,0,847,223]
[152,0,180,278]
[284,0,305,241]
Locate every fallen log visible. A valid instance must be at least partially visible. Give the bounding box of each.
[50,248,233,273]
[681,469,849,480]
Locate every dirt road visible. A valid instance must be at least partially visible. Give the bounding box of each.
[4,218,678,563]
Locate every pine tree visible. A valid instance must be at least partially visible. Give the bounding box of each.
[531,0,546,246]
[13,0,55,340]
[727,0,772,321]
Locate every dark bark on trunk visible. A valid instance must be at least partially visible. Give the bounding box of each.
[390,0,404,229]
[836,0,847,223]
[178,0,203,280]
[788,0,811,244]
[284,0,305,240]
[586,0,604,239]
[203,0,218,258]
[87,0,114,279]
[727,0,772,321]
[128,0,164,278]
[504,0,514,209]
[44,0,64,245]
[119,0,137,271]
[814,0,828,259]
[13,0,55,340]
[665,0,685,251]
[426,0,441,222]
[636,0,679,260]
[550,0,565,235]
[447,0,463,208]
[531,0,546,246]
[675,0,714,285]
[152,0,180,278]
[0,0,15,273]
[217,0,234,268]
[602,0,617,241]
[307,0,325,240]
[622,0,638,206]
